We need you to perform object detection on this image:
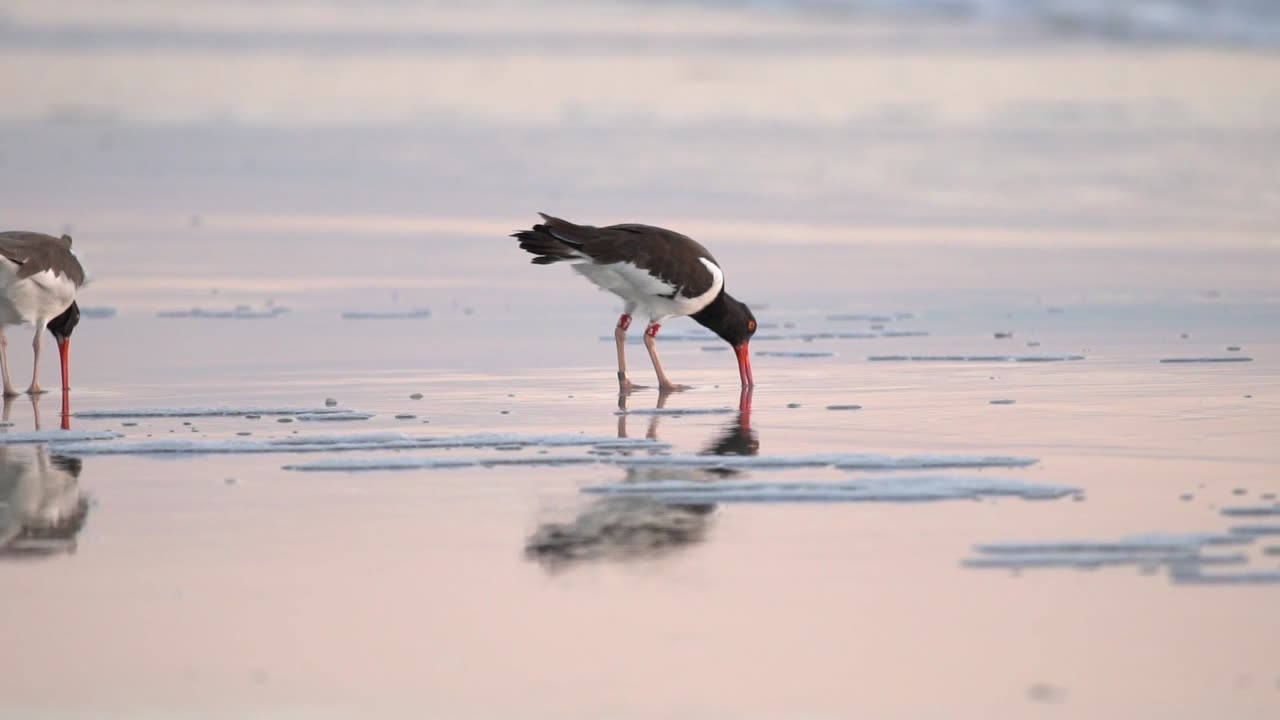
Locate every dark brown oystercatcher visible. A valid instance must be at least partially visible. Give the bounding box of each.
[513,213,756,390]
[0,232,84,396]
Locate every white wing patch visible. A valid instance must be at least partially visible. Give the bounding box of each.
[0,266,78,326]
[572,257,723,322]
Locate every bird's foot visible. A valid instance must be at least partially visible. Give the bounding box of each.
[658,383,692,393]
[25,385,47,396]
[618,374,648,393]
[618,381,649,396]
[2,386,19,398]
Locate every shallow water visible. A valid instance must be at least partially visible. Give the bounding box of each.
[2,1,1280,718]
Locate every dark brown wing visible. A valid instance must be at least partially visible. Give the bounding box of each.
[536,214,719,299]
[0,231,85,286]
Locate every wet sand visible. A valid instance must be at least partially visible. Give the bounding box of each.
[2,1,1279,718]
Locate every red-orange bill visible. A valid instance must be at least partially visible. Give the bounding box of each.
[735,343,753,386]
[58,338,70,391]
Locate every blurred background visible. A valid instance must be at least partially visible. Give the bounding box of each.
[0,0,1276,378]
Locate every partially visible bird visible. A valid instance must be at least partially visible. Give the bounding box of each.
[0,231,84,396]
[513,213,756,390]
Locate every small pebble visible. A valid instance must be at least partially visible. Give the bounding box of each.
[236,431,252,436]
[1026,341,1041,347]
[324,398,338,406]
[1233,488,1247,496]
[1180,333,1190,339]
[500,410,511,414]
[245,414,261,419]
[278,418,293,423]
[870,323,883,330]
[994,331,1013,339]
[989,399,1016,405]
[1027,683,1066,704]
[1227,346,1241,352]
[1261,493,1276,500]
[182,421,192,426]
[506,393,515,398]
[224,477,237,485]
[786,403,801,409]
[410,393,423,400]
[395,414,416,420]
[1179,494,1194,501]
[1072,494,1086,502]
[826,404,862,411]
[122,422,137,427]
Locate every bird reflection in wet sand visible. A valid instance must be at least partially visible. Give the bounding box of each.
[3,390,73,432]
[525,388,755,569]
[0,445,90,559]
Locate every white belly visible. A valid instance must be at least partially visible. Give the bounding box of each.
[0,261,78,327]
[573,258,724,323]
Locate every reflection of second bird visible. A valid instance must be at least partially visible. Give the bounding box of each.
[0,445,89,557]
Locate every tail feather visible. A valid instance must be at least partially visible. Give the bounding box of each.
[513,212,589,265]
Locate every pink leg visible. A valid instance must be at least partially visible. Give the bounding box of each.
[642,323,690,391]
[0,329,16,397]
[615,314,645,390]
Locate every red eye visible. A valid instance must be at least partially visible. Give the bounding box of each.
[747,320,756,332]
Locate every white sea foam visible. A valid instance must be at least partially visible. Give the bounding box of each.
[280,448,1036,473]
[73,407,352,418]
[614,408,735,416]
[965,532,1268,574]
[755,351,835,358]
[295,412,373,421]
[965,553,1249,569]
[827,314,893,322]
[0,430,122,444]
[157,306,289,319]
[1171,569,1280,586]
[614,453,1037,471]
[581,475,1076,503]
[868,355,1085,363]
[56,433,670,456]
[973,534,1251,555]
[1220,506,1280,517]
[284,455,602,472]
[341,309,432,319]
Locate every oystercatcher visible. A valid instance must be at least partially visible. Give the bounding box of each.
[514,213,756,390]
[0,231,84,396]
